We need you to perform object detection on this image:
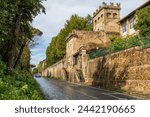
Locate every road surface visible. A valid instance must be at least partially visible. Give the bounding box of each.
[35,77,138,100]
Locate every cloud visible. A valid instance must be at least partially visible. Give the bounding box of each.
[31,0,148,65]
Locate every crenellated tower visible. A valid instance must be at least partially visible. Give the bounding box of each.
[93,2,121,41]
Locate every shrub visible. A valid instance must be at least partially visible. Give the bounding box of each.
[139,35,150,48]
[109,35,125,52]
[126,35,141,48]
[0,60,44,100]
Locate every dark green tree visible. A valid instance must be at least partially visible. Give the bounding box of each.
[0,0,45,74]
[135,6,150,36]
[46,14,93,67]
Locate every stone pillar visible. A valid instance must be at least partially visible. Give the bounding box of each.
[81,50,88,82]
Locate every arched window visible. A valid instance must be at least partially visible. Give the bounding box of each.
[113,13,117,18]
[101,14,103,18]
[95,20,97,23]
[107,13,111,18]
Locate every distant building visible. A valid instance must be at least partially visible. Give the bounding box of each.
[119,0,150,37]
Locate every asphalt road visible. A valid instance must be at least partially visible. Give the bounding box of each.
[35,77,138,100]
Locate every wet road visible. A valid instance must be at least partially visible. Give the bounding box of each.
[35,77,138,100]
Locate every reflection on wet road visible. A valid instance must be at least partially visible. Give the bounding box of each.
[35,77,138,100]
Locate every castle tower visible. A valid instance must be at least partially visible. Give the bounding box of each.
[93,2,121,38]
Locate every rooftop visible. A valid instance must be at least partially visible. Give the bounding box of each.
[93,2,121,18]
[120,0,150,22]
[66,30,102,42]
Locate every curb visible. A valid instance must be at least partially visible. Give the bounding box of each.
[68,81,144,100]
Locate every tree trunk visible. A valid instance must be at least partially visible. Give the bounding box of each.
[13,39,29,68]
[6,14,22,75]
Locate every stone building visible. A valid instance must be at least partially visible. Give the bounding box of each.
[93,2,121,39]
[65,30,106,82]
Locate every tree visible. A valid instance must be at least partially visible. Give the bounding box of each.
[45,14,93,67]
[0,0,45,74]
[134,6,150,36]
[32,68,38,74]
[14,28,43,69]
[19,46,31,70]
[46,37,58,66]
[37,61,43,73]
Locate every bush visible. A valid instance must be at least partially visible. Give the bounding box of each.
[88,49,110,59]
[109,35,125,52]
[126,35,141,48]
[0,60,44,100]
[140,35,150,48]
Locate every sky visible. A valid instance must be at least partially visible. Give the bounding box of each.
[31,0,148,65]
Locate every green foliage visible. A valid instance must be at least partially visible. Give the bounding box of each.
[32,68,38,74]
[46,37,59,66]
[109,35,125,52]
[0,60,43,100]
[37,61,44,73]
[109,35,149,53]
[134,6,150,36]
[20,46,31,70]
[88,34,150,59]
[126,35,141,48]
[139,35,150,49]
[0,0,45,73]
[88,49,110,59]
[46,14,93,67]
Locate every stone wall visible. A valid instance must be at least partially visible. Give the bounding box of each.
[42,46,150,95]
[42,59,68,80]
[87,47,150,94]
[66,31,106,57]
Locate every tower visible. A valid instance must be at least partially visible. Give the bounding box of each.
[93,2,121,39]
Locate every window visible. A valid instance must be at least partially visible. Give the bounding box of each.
[122,21,126,33]
[107,13,111,18]
[129,16,134,29]
[113,13,117,18]
[101,14,103,18]
[95,20,97,23]
[98,17,100,20]
[73,55,78,65]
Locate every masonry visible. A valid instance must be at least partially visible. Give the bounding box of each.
[42,46,150,94]
[42,1,150,96]
[87,47,150,94]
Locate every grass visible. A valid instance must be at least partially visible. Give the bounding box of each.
[0,60,44,100]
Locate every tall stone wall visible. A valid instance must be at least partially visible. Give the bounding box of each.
[42,59,67,80]
[87,47,150,94]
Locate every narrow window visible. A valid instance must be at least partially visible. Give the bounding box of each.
[130,16,134,29]
[122,21,126,33]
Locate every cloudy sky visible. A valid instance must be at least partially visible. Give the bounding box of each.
[31,0,148,65]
